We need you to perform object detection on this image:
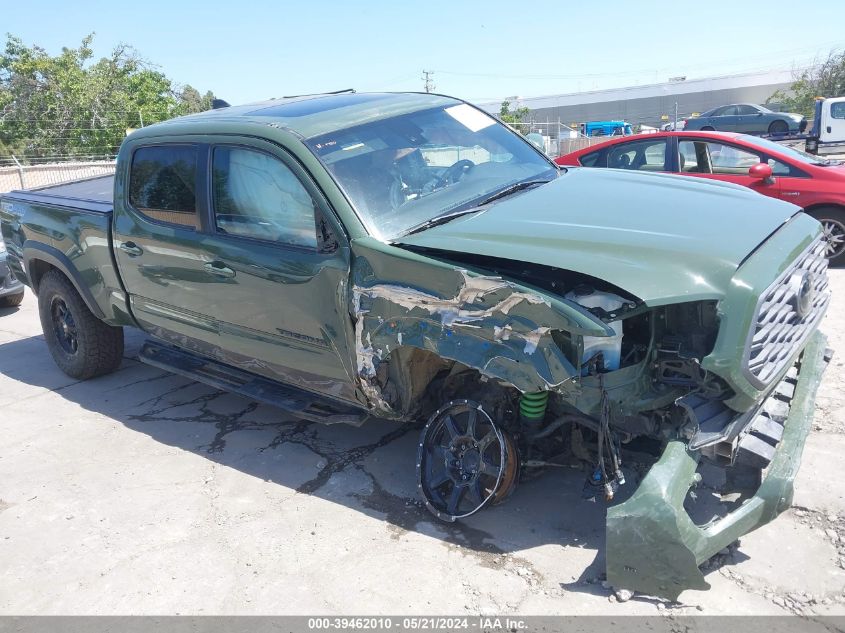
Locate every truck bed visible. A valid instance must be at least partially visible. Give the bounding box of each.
[0,174,125,324]
[3,175,114,214]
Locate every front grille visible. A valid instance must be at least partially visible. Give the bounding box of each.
[744,235,830,387]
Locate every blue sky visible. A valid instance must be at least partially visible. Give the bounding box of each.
[4,0,844,105]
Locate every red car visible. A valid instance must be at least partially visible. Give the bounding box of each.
[556,131,845,263]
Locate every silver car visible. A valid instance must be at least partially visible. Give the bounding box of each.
[684,103,806,135]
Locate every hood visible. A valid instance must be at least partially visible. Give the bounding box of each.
[397,168,800,306]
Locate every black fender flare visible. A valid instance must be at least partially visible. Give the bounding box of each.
[23,241,106,319]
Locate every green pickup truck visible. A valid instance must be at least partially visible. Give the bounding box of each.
[0,91,832,599]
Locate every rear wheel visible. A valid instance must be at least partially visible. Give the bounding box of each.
[701,126,715,131]
[807,207,845,265]
[37,270,124,379]
[768,120,789,135]
[0,290,24,308]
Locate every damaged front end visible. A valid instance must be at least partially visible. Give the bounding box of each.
[607,231,832,600]
[348,223,831,601]
[607,331,830,600]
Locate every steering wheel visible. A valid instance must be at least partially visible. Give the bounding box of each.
[434,159,475,188]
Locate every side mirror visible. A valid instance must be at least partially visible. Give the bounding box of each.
[749,163,774,183]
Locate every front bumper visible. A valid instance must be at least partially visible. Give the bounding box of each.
[0,253,24,298]
[606,329,830,600]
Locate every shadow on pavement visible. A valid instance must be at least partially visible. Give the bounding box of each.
[0,330,741,598]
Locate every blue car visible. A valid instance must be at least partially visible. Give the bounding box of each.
[581,121,633,137]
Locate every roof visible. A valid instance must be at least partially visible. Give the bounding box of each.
[476,69,796,113]
[142,91,461,139]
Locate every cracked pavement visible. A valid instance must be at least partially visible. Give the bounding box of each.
[1,271,845,616]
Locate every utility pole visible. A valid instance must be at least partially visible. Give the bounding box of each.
[422,70,435,93]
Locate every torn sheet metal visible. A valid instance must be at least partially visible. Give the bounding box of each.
[351,270,592,407]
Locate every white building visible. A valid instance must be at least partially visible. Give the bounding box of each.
[477,69,797,131]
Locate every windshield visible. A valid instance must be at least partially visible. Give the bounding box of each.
[738,135,840,165]
[305,104,558,240]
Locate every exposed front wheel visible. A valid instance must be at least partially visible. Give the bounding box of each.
[37,270,124,379]
[417,399,519,522]
[0,290,24,308]
[807,207,845,265]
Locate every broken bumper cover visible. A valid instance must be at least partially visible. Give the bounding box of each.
[606,329,830,600]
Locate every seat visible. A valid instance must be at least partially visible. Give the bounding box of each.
[612,154,631,169]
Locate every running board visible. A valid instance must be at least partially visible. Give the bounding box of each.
[138,340,367,426]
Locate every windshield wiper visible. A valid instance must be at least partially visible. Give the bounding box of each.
[401,207,486,237]
[475,179,550,207]
[398,178,551,238]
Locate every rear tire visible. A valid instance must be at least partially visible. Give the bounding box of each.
[37,270,124,379]
[768,120,789,135]
[701,126,715,131]
[0,290,24,308]
[807,207,845,266]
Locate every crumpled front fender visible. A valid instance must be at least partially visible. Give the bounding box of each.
[606,330,830,600]
[350,237,616,407]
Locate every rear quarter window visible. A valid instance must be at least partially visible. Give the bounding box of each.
[129,145,199,228]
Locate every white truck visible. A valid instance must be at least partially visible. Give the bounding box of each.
[805,96,845,155]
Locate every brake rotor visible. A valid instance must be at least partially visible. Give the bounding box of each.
[416,399,518,522]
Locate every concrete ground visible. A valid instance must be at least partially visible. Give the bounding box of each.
[1,271,845,616]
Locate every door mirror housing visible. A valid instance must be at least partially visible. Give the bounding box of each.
[749,162,774,183]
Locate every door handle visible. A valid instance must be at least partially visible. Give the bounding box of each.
[120,241,143,257]
[204,261,236,279]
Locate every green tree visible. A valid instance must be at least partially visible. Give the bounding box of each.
[0,34,216,163]
[175,85,216,115]
[499,100,530,132]
[768,49,845,117]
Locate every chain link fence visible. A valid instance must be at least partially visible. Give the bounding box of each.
[505,121,608,157]
[0,159,117,194]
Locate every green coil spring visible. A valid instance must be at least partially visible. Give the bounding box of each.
[519,391,549,421]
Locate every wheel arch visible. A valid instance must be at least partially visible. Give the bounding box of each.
[23,242,106,319]
[802,202,845,216]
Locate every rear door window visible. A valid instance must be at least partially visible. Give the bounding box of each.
[606,139,667,171]
[129,145,199,228]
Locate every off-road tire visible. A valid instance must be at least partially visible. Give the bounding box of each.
[37,270,124,379]
[768,120,789,135]
[0,290,24,307]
